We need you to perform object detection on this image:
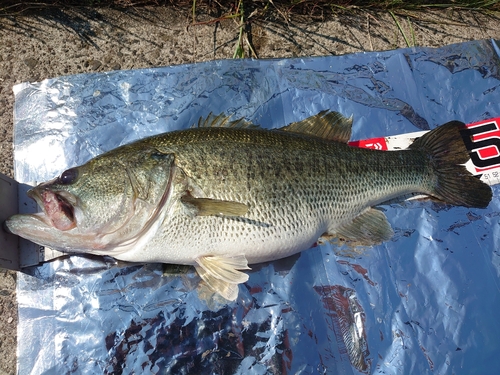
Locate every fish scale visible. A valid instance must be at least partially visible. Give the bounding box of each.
[5,112,492,301]
[127,128,439,263]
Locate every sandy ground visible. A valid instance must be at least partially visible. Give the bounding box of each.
[0,5,499,374]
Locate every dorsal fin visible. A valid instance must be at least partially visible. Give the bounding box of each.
[195,113,260,129]
[278,111,353,143]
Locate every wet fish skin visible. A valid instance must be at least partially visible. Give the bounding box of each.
[5,112,492,300]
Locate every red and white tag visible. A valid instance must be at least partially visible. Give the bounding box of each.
[348,118,500,186]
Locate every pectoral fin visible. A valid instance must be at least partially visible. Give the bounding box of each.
[333,208,393,245]
[181,196,248,217]
[195,255,251,301]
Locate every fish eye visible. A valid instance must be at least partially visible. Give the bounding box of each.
[59,168,79,185]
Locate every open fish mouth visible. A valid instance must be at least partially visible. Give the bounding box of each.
[28,188,76,231]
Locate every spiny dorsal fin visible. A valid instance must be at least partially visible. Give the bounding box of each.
[196,113,260,129]
[278,110,353,143]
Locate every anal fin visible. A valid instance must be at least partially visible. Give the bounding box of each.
[334,208,393,246]
[195,255,251,301]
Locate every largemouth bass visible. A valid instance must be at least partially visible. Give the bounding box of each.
[5,112,492,300]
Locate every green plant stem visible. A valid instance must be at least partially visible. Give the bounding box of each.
[389,10,411,47]
[408,16,416,47]
[233,0,245,58]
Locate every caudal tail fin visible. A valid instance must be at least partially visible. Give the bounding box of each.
[409,121,492,208]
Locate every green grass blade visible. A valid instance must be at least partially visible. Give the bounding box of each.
[389,10,411,48]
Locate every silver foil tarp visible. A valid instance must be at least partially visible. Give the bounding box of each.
[13,39,500,374]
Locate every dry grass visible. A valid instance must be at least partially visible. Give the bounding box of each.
[1,1,498,55]
[1,1,500,17]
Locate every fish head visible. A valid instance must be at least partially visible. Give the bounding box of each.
[5,145,175,256]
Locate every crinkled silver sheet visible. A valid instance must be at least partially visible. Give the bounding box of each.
[14,39,500,375]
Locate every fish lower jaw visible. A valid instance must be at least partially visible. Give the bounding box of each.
[5,213,51,237]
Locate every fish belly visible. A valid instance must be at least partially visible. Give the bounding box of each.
[116,209,328,265]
